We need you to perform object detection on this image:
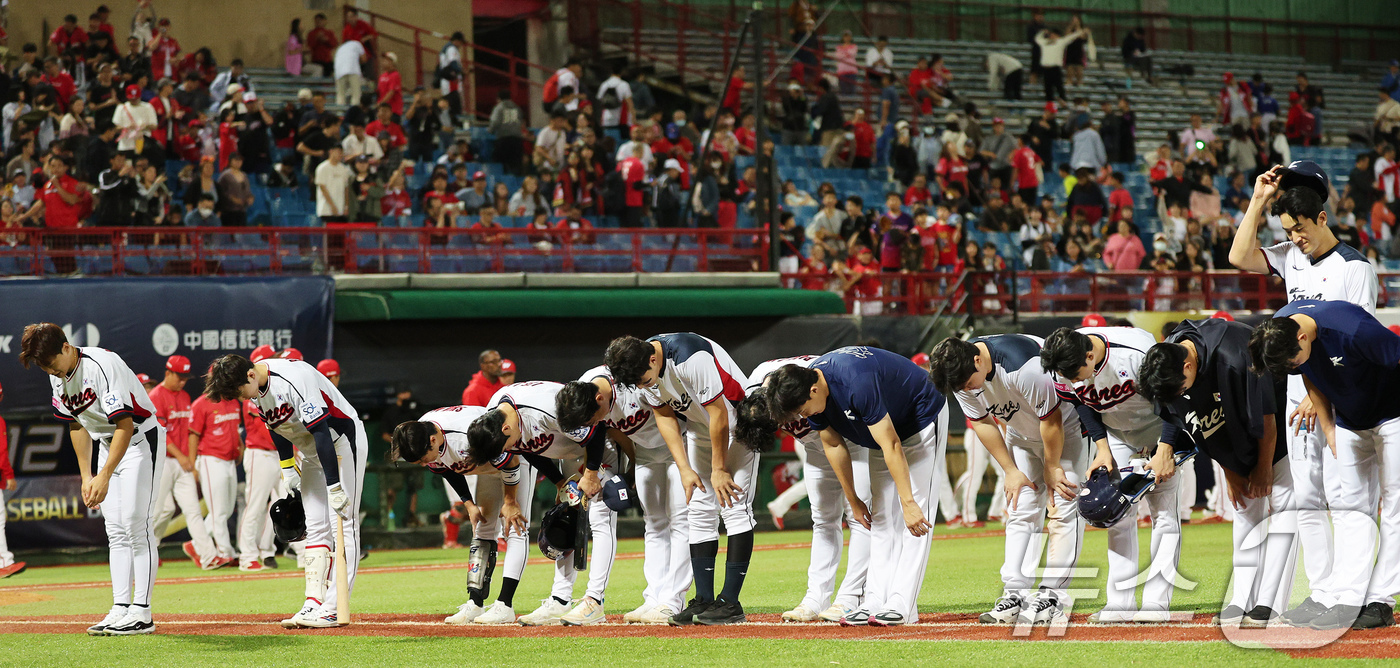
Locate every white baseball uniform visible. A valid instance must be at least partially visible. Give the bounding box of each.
[748,356,872,614]
[1260,239,1377,610]
[238,399,282,568]
[1052,327,1180,615]
[51,347,166,612]
[254,358,368,615]
[955,334,1087,602]
[189,396,243,561]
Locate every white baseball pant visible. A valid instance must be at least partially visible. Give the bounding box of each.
[196,454,237,560]
[799,437,872,614]
[98,426,166,608]
[862,409,948,622]
[0,487,12,567]
[152,454,216,566]
[635,445,692,614]
[1101,426,1182,614]
[238,447,281,567]
[1001,431,1088,602]
[1176,453,1196,520]
[957,425,1007,522]
[687,419,760,542]
[464,460,537,586]
[1326,418,1400,607]
[550,446,620,604]
[1226,456,1295,614]
[935,443,960,521]
[1283,395,1338,606]
[298,420,368,613]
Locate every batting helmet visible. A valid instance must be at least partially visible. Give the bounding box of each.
[1077,468,1132,529]
[269,490,307,542]
[537,502,578,560]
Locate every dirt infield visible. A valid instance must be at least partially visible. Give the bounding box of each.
[3,613,1398,658]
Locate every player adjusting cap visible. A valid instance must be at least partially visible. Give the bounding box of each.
[166,355,192,375]
[278,348,304,361]
[911,352,930,366]
[136,373,152,385]
[1211,310,1235,321]
[316,359,341,377]
[1279,160,1329,201]
[1081,313,1108,328]
[249,344,275,363]
[500,359,516,374]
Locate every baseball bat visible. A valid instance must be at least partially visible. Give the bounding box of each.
[335,512,350,625]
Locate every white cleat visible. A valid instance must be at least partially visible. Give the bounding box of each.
[298,611,340,628]
[561,598,606,626]
[281,602,319,629]
[445,601,485,625]
[979,594,1025,624]
[781,605,821,622]
[818,604,853,623]
[623,603,654,624]
[1027,595,1068,626]
[1132,608,1175,624]
[105,609,155,636]
[1087,608,1136,624]
[471,601,517,625]
[518,598,571,626]
[88,604,130,636]
[634,606,675,625]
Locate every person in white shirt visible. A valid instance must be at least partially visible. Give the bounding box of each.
[864,36,894,85]
[341,122,384,167]
[333,38,368,106]
[314,146,352,221]
[1035,27,1086,103]
[615,125,655,171]
[986,52,1024,100]
[554,61,581,102]
[532,112,570,173]
[1180,113,1217,167]
[1377,143,1399,205]
[113,85,158,154]
[596,64,633,139]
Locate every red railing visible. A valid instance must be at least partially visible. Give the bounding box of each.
[0,226,770,276]
[354,6,553,123]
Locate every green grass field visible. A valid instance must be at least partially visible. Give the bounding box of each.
[0,523,1366,667]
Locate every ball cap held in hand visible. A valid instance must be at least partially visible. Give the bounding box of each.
[599,475,639,512]
[1279,160,1329,200]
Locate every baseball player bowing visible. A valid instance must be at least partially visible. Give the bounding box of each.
[557,365,694,626]
[465,381,613,626]
[735,355,873,624]
[604,333,756,627]
[1229,161,1378,628]
[1041,326,1182,623]
[764,347,946,626]
[1139,318,1291,628]
[1251,300,1400,630]
[928,334,1083,626]
[204,354,369,629]
[20,323,166,636]
[391,404,570,626]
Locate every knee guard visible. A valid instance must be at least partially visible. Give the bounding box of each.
[467,538,498,602]
[302,546,331,603]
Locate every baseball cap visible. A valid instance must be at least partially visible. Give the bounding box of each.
[1390,324,1400,336]
[1390,59,1399,67]
[1278,160,1329,200]
[249,344,275,363]
[599,475,639,512]
[243,91,258,103]
[663,158,682,172]
[472,170,485,180]
[316,359,340,377]
[1044,102,1057,113]
[1081,313,1108,328]
[787,82,802,91]
[125,84,142,99]
[992,117,1004,125]
[500,359,516,374]
[1223,72,1234,81]
[910,352,930,366]
[278,348,304,361]
[1211,310,1235,321]
[136,373,152,386]
[166,355,192,375]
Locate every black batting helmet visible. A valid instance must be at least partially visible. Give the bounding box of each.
[269,490,307,542]
[537,502,578,560]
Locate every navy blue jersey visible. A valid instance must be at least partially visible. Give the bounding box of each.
[806,346,946,450]
[1275,299,1400,430]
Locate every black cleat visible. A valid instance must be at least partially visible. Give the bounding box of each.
[668,598,713,627]
[1353,602,1396,630]
[1240,605,1277,629]
[1281,597,1328,626]
[1309,604,1363,630]
[694,597,746,626]
[263,556,279,569]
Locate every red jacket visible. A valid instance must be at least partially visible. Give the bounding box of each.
[461,371,503,407]
[851,121,875,159]
[0,416,12,486]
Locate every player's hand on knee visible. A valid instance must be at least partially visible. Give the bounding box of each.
[1289,397,1317,436]
[1004,469,1036,511]
[680,468,705,504]
[711,469,741,508]
[903,503,931,537]
[502,501,527,535]
[848,497,873,530]
[328,482,350,520]
[463,501,483,527]
[1045,466,1077,504]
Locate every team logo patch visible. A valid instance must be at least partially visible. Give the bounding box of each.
[102,391,123,414]
[298,401,324,424]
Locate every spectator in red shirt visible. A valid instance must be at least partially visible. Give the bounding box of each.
[423,172,461,215]
[0,380,20,578]
[1106,171,1134,223]
[907,57,936,118]
[904,173,934,207]
[470,206,510,244]
[1010,133,1043,205]
[41,58,77,111]
[50,14,88,59]
[461,349,506,406]
[147,18,181,81]
[95,5,117,41]
[381,166,412,218]
[342,7,378,46]
[723,65,748,117]
[306,13,338,77]
[850,108,875,168]
[555,203,597,245]
[366,104,407,148]
[929,206,961,270]
[936,143,969,192]
[377,52,404,116]
[618,142,648,227]
[843,244,884,315]
[18,156,84,229]
[734,112,758,155]
[1147,143,1172,181]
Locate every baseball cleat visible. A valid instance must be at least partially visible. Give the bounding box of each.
[0,562,26,579]
[182,541,202,565]
[472,601,517,625]
[623,603,653,624]
[263,556,279,569]
[239,561,264,572]
[781,605,821,622]
[1354,602,1396,629]
[298,612,340,629]
[1088,608,1136,624]
[1131,608,1174,624]
[819,604,853,622]
[1212,605,1246,626]
[88,604,130,636]
[282,602,319,628]
[636,606,675,625]
[1281,597,1329,626]
[944,515,963,529]
[838,609,870,627]
[106,612,155,636]
[1240,605,1278,629]
[868,611,906,627]
[979,594,1025,624]
[695,597,746,626]
[1027,595,1067,626]
[668,598,713,627]
[203,556,234,571]
[561,598,606,626]
[960,520,986,529]
[1309,604,1362,630]
[441,541,461,549]
[445,601,485,625]
[766,500,786,530]
[518,598,570,626]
